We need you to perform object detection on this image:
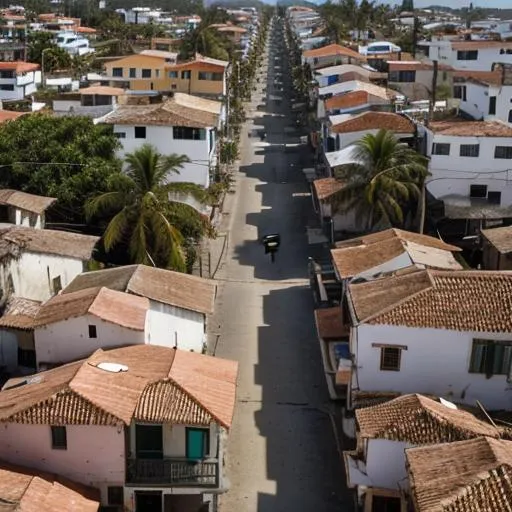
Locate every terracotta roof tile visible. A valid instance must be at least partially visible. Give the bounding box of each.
[429,119,512,137]
[407,437,512,512]
[325,90,369,110]
[312,177,345,200]
[481,226,512,254]
[452,40,512,50]
[0,110,26,123]
[331,111,416,134]
[0,344,238,428]
[63,264,216,315]
[36,286,149,330]
[388,61,453,72]
[453,69,503,87]
[0,297,41,330]
[0,61,39,73]
[320,80,399,101]
[349,269,512,332]
[314,307,348,339]
[0,461,100,512]
[356,394,499,444]
[303,43,365,61]
[0,189,56,214]
[79,86,125,96]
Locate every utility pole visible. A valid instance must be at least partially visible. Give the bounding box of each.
[412,14,419,58]
[428,59,438,123]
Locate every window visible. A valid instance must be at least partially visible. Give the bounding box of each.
[509,110,512,123]
[51,426,67,450]
[107,486,124,507]
[52,275,62,294]
[453,85,467,101]
[388,70,416,82]
[495,146,512,159]
[112,67,122,77]
[460,144,480,157]
[198,71,224,81]
[17,347,36,368]
[488,191,502,205]
[155,69,160,78]
[88,325,97,338]
[134,126,146,139]
[186,427,209,459]
[470,184,487,198]
[432,142,450,156]
[489,96,497,115]
[380,347,401,371]
[0,70,14,79]
[181,70,191,79]
[173,126,206,140]
[457,50,478,60]
[168,71,178,78]
[114,132,126,139]
[129,67,136,78]
[0,84,14,91]
[141,69,151,78]
[469,339,512,378]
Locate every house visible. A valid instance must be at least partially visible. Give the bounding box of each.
[62,264,216,353]
[213,24,248,44]
[387,60,453,101]
[53,85,125,118]
[481,225,512,270]
[347,268,512,410]
[0,344,239,511]
[0,109,26,124]
[99,93,222,188]
[0,189,56,228]
[0,226,99,302]
[344,394,501,512]
[407,437,512,511]
[150,37,182,52]
[0,460,100,511]
[0,61,41,101]
[302,43,366,70]
[314,64,386,88]
[331,228,462,284]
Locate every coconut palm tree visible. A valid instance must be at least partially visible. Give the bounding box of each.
[86,144,209,272]
[330,129,429,231]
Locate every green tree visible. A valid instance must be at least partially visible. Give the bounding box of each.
[0,114,121,223]
[330,129,429,230]
[86,144,210,271]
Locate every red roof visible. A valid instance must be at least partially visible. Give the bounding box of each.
[303,44,365,62]
[0,110,27,124]
[0,61,39,73]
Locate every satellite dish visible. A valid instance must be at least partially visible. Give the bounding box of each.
[96,362,128,373]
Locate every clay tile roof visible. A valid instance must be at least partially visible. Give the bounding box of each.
[453,69,503,87]
[388,60,433,71]
[429,119,512,137]
[0,345,238,428]
[79,85,125,96]
[75,25,96,33]
[331,111,416,134]
[63,264,217,315]
[0,189,56,214]
[407,437,512,512]
[0,297,41,330]
[320,80,399,101]
[102,93,221,128]
[481,226,512,254]
[332,229,461,279]
[0,461,100,512]
[0,110,26,123]
[452,40,512,50]
[312,177,345,200]
[0,226,98,260]
[356,394,499,444]
[36,286,149,330]
[303,43,365,61]
[325,90,369,111]
[314,306,348,339]
[349,268,512,332]
[0,61,39,73]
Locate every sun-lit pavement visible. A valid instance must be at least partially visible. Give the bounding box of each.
[209,18,352,512]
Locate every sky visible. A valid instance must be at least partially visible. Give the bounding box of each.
[300,0,511,8]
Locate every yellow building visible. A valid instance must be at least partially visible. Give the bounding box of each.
[103,54,229,98]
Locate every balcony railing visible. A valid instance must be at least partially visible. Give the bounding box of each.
[126,458,218,487]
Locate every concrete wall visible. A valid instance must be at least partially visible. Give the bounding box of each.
[354,323,512,409]
[12,207,43,229]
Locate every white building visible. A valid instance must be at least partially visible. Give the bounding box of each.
[314,64,382,88]
[0,226,99,303]
[347,268,512,411]
[0,344,238,512]
[98,93,222,188]
[0,61,41,101]
[302,43,366,70]
[55,31,95,56]
[344,394,501,512]
[0,189,56,228]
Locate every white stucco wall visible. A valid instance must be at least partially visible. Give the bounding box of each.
[336,130,413,150]
[145,300,205,352]
[0,251,85,302]
[459,82,489,120]
[35,313,145,366]
[12,208,43,229]
[0,423,125,488]
[356,252,412,280]
[113,124,215,187]
[354,323,512,410]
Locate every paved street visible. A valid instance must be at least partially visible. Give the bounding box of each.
[211,18,350,512]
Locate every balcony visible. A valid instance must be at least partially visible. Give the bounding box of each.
[126,458,219,487]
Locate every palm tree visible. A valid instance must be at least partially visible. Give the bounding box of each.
[86,144,209,272]
[330,129,429,231]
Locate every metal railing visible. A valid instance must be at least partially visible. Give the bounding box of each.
[126,458,218,487]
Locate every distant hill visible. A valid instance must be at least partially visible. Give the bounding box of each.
[213,0,265,6]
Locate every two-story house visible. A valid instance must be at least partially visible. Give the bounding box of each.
[344,393,500,512]
[314,64,385,88]
[99,93,222,188]
[53,85,125,118]
[0,344,239,512]
[347,268,512,411]
[0,189,56,228]
[0,61,40,101]
[302,44,366,70]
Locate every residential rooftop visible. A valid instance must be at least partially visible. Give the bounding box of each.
[0,296,41,330]
[349,269,512,332]
[312,177,345,201]
[319,80,400,101]
[0,344,238,428]
[407,437,512,512]
[325,90,371,111]
[428,119,512,137]
[330,111,416,134]
[0,110,27,124]
[332,228,461,279]
[481,225,512,254]
[63,264,217,315]
[139,49,177,60]
[453,69,503,87]
[303,43,365,61]
[0,61,39,73]
[314,306,348,339]
[0,189,56,214]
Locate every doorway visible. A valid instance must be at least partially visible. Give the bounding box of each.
[135,490,162,512]
[372,495,402,512]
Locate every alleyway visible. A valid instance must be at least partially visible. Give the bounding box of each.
[210,17,350,512]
